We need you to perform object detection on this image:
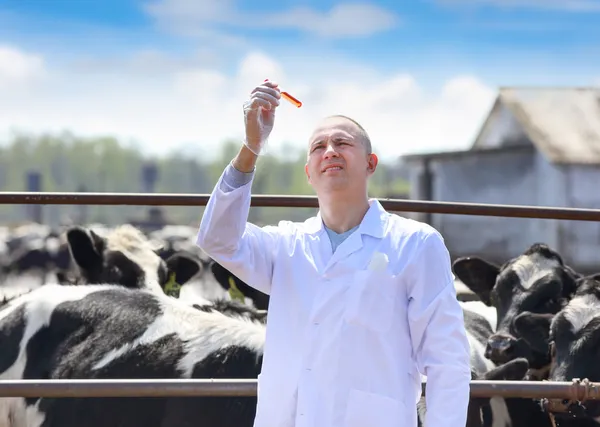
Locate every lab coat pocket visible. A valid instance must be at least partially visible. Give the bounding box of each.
[344,388,405,427]
[345,269,397,332]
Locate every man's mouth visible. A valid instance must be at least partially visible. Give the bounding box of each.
[322,165,343,173]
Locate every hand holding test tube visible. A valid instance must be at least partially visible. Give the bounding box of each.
[242,79,302,156]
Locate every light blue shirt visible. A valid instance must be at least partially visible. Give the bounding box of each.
[220,163,357,252]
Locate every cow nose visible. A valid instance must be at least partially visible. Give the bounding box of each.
[485,334,517,363]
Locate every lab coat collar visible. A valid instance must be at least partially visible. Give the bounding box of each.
[304,198,388,238]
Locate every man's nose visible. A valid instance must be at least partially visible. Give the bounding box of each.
[485,334,518,363]
[323,144,338,158]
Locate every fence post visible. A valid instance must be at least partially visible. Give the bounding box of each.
[25,171,43,223]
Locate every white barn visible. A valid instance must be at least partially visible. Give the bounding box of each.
[402,87,600,273]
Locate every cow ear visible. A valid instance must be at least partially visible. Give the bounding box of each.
[452,257,499,306]
[165,252,202,287]
[483,358,529,381]
[66,227,105,272]
[513,311,552,354]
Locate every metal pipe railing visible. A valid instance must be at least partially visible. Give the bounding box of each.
[0,379,599,400]
[1,192,600,221]
[0,379,257,398]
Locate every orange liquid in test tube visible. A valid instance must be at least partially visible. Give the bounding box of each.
[281,91,302,108]
[264,79,302,108]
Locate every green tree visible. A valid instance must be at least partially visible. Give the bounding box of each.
[0,132,410,228]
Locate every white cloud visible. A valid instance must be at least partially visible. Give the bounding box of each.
[144,0,398,38]
[0,45,497,163]
[0,45,47,91]
[438,0,600,11]
[263,4,399,38]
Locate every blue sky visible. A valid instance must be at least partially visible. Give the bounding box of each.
[0,0,599,162]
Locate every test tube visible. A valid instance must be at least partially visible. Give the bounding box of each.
[264,79,302,108]
[281,91,302,108]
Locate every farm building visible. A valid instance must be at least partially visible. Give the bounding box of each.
[401,87,600,273]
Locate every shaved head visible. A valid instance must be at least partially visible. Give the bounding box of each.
[311,115,372,154]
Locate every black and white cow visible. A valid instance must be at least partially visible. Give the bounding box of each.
[0,225,68,285]
[61,224,202,294]
[210,261,269,311]
[515,276,600,425]
[57,224,268,326]
[0,224,205,314]
[0,283,265,427]
[452,243,581,376]
[417,301,552,427]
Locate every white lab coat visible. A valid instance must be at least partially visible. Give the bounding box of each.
[196,170,471,427]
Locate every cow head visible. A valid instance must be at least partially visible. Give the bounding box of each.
[539,276,600,423]
[66,225,202,295]
[453,243,580,371]
[210,261,269,310]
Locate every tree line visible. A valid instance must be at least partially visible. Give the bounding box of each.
[0,133,410,228]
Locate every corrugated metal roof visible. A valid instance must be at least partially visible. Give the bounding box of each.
[474,87,600,164]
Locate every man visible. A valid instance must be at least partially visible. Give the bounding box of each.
[197,80,471,427]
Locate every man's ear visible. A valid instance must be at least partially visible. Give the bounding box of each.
[305,163,311,183]
[368,153,378,173]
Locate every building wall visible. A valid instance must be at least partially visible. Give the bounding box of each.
[407,148,600,272]
[556,162,600,272]
[427,149,539,265]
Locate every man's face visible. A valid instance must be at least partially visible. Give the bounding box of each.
[304,116,377,195]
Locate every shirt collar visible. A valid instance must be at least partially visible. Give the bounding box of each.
[304,199,388,238]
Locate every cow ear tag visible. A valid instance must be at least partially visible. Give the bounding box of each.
[228,276,245,303]
[164,272,182,298]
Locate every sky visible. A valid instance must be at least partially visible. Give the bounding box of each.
[0,0,599,163]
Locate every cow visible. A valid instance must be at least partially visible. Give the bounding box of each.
[62,224,203,294]
[517,276,600,425]
[210,261,269,310]
[0,224,205,311]
[417,300,552,427]
[0,223,262,316]
[55,224,263,323]
[452,243,581,378]
[0,283,265,427]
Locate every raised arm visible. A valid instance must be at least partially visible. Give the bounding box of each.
[196,80,282,295]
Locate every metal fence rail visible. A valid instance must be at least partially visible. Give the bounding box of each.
[0,379,257,398]
[0,190,598,401]
[2,191,600,221]
[0,379,598,400]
